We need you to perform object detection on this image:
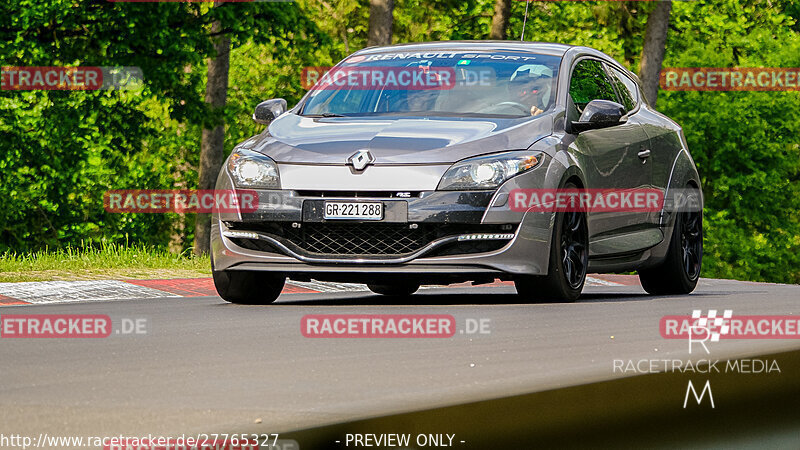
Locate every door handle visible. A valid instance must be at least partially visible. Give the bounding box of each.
[637,149,651,159]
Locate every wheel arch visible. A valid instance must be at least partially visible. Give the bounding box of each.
[557,163,586,190]
[662,149,703,228]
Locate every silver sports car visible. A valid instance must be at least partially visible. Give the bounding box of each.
[210,41,702,303]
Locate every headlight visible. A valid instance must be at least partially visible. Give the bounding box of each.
[437,151,543,190]
[228,148,280,189]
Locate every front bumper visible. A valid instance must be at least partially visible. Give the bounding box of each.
[211,152,567,281]
[211,188,555,280]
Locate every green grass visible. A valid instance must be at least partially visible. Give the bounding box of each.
[0,242,211,282]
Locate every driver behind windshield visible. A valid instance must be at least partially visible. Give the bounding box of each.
[507,65,554,116]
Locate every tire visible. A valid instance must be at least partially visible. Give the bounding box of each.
[514,182,588,302]
[367,283,420,296]
[212,268,286,304]
[638,197,702,295]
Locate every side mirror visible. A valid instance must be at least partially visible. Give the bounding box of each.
[253,98,287,125]
[570,99,627,133]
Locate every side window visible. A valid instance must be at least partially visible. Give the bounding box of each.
[608,66,639,112]
[568,59,619,112]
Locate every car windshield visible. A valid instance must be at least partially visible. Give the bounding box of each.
[300,51,562,118]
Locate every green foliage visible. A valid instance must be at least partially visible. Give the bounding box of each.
[0,240,209,282]
[659,0,800,283]
[0,0,324,252]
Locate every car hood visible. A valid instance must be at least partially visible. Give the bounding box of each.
[243,113,555,165]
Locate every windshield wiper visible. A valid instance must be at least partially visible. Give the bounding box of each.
[303,113,347,117]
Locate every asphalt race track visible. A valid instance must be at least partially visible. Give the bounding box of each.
[2,277,799,448]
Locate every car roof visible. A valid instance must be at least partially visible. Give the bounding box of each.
[353,41,574,57]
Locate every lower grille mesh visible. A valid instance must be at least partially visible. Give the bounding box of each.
[285,223,434,256]
[229,223,516,257]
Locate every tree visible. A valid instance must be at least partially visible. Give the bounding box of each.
[367,0,394,46]
[195,7,232,255]
[0,1,216,252]
[639,1,672,107]
[489,0,512,40]
[0,0,324,253]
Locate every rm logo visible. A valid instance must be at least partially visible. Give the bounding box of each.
[684,380,715,408]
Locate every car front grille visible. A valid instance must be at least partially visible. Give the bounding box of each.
[285,223,433,256]
[228,222,516,258]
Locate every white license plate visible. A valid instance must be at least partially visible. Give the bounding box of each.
[324,201,383,220]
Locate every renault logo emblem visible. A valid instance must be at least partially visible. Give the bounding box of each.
[347,149,375,171]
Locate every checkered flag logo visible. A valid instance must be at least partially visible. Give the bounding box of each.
[692,309,733,341]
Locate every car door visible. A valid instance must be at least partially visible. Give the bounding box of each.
[566,58,656,256]
[604,64,666,227]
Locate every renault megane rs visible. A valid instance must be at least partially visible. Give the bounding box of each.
[210,41,703,303]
